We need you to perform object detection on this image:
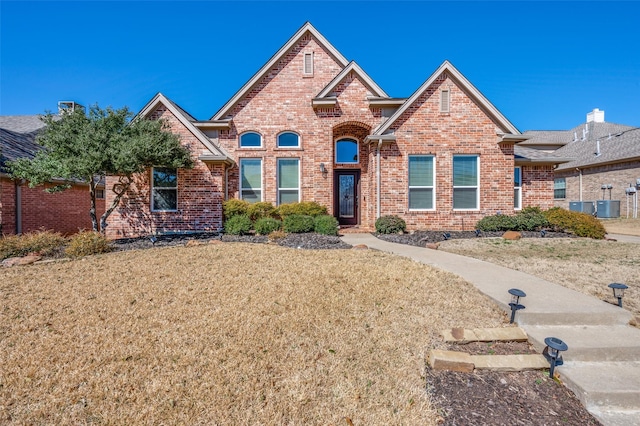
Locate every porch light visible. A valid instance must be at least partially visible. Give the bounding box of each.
[508,288,526,324]
[608,283,629,308]
[319,163,326,174]
[543,337,568,378]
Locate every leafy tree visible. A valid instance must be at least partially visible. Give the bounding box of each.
[9,105,193,233]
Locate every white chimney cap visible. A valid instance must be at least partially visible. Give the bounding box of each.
[587,108,605,123]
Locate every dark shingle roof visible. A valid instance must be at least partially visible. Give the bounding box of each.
[0,116,47,173]
[521,122,635,147]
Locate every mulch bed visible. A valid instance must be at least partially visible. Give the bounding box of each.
[378,230,575,247]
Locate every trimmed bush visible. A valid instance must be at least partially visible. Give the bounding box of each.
[283,214,315,233]
[476,214,516,232]
[277,201,327,218]
[513,208,549,231]
[224,214,252,235]
[247,202,276,222]
[223,199,250,219]
[65,231,111,258]
[314,215,339,236]
[254,217,282,235]
[375,215,406,234]
[0,230,67,260]
[543,207,606,239]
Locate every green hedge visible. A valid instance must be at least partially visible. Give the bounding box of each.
[254,217,282,235]
[223,199,250,219]
[247,202,276,222]
[543,208,606,239]
[224,214,252,235]
[283,214,315,233]
[375,215,406,234]
[314,215,339,236]
[277,201,327,218]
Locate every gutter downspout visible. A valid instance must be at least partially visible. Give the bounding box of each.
[577,168,583,201]
[376,139,382,219]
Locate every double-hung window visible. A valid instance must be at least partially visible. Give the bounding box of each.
[408,155,435,210]
[277,158,300,205]
[151,167,178,211]
[240,158,262,203]
[554,178,566,199]
[453,155,479,210]
[514,167,522,210]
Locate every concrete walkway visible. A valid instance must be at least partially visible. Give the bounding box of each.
[341,233,640,426]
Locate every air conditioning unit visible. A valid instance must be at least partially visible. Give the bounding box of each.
[596,200,620,218]
[569,201,595,215]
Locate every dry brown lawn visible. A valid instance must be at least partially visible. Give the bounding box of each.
[440,238,640,319]
[0,243,504,425]
[601,217,640,236]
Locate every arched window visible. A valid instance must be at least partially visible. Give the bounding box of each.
[277,132,300,148]
[239,131,262,148]
[335,138,358,164]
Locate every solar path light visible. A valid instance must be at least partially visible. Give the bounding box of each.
[543,337,568,378]
[608,283,629,308]
[508,288,526,324]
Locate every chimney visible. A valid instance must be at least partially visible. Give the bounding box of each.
[587,108,605,123]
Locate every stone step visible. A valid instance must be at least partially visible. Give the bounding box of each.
[559,361,640,411]
[428,350,548,372]
[525,325,640,362]
[442,327,528,344]
[517,308,633,327]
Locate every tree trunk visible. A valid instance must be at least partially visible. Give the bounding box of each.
[99,175,133,235]
[89,176,99,232]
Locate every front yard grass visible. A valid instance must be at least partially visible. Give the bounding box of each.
[0,242,503,424]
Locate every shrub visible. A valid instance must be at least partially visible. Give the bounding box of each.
[314,215,339,236]
[277,201,327,218]
[283,214,315,233]
[513,209,549,231]
[224,214,252,235]
[375,215,406,234]
[543,207,606,239]
[0,230,67,260]
[475,214,516,232]
[247,202,276,222]
[223,199,250,219]
[65,231,111,258]
[254,217,282,235]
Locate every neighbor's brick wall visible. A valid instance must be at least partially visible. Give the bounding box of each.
[218,33,383,229]
[378,73,518,231]
[104,105,226,240]
[554,161,640,210]
[1,176,105,235]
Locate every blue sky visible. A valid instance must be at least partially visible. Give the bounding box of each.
[1,1,639,131]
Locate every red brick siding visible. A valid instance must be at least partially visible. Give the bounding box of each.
[1,176,105,235]
[522,165,555,210]
[104,106,226,239]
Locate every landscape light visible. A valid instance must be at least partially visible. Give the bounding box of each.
[150,236,158,245]
[475,229,482,237]
[508,288,526,324]
[442,232,451,240]
[540,230,547,238]
[543,337,568,378]
[608,283,629,308]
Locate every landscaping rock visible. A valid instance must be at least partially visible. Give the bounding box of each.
[2,255,42,267]
[352,244,368,250]
[428,350,474,373]
[502,230,522,240]
[425,242,440,250]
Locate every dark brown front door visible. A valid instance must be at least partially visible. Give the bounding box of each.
[334,170,360,226]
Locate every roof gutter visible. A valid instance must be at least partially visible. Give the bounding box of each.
[198,154,235,166]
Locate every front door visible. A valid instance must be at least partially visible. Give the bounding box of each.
[334,170,360,226]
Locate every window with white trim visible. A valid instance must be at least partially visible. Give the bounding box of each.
[453,155,479,210]
[277,158,300,205]
[514,167,522,210]
[240,158,262,203]
[303,52,313,75]
[151,167,178,211]
[554,177,566,199]
[440,88,450,113]
[239,131,262,148]
[335,138,358,164]
[408,155,435,210]
[277,132,300,148]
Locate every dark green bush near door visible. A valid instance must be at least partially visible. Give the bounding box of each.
[314,215,339,236]
[254,217,282,235]
[224,214,252,235]
[283,214,315,233]
[375,215,406,234]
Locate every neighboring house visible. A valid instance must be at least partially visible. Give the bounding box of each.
[522,109,640,215]
[0,110,106,235]
[105,22,565,239]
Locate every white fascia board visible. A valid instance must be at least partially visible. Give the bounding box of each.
[374,61,520,136]
[315,61,388,99]
[194,121,231,129]
[138,93,232,161]
[211,22,349,121]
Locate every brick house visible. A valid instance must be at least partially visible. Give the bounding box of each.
[522,108,640,217]
[105,22,565,239]
[0,113,106,235]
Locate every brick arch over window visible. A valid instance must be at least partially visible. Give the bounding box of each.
[332,121,371,142]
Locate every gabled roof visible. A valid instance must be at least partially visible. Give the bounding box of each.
[137,93,233,164]
[372,61,520,137]
[313,61,388,106]
[211,22,349,120]
[521,122,634,147]
[514,145,572,165]
[0,116,47,173]
[554,126,640,171]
